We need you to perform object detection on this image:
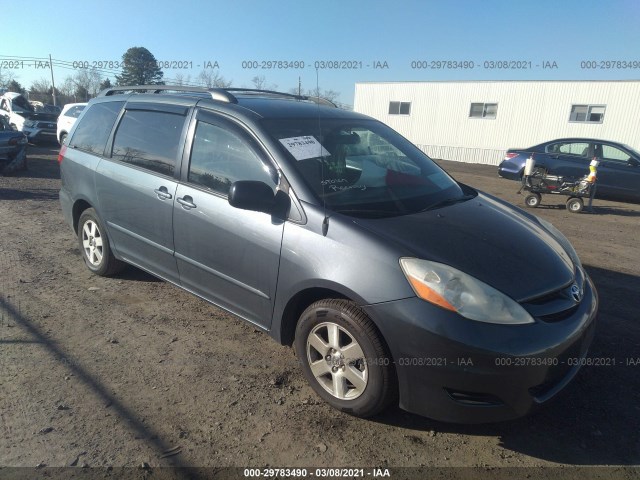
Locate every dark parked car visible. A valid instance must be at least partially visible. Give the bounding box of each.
[59,86,597,423]
[0,116,27,175]
[498,138,640,202]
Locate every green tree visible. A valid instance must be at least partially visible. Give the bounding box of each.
[75,84,89,102]
[99,78,112,91]
[115,47,164,86]
[7,80,26,95]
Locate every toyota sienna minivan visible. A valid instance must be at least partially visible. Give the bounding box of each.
[59,86,598,423]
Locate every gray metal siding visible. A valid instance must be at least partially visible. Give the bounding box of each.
[354,81,640,165]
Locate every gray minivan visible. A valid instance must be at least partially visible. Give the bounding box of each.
[59,86,597,423]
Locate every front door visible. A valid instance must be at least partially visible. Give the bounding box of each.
[593,142,640,199]
[173,111,284,328]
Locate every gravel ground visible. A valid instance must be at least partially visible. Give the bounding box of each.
[0,145,639,479]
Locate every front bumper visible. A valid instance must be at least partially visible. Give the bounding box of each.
[363,274,598,423]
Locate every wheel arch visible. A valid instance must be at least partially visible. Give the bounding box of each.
[276,287,351,347]
[72,198,94,232]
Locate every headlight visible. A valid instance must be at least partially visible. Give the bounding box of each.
[538,218,582,270]
[399,258,534,325]
[23,120,36,128]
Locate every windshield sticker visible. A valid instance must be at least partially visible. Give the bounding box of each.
[279,136,330,161]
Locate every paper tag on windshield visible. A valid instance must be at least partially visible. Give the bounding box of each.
[279,136,329,161]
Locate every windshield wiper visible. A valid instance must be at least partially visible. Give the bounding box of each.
[334,209,397,218]
[420,194,476,212]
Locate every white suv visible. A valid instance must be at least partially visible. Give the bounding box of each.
[1,92,58,143]
[57,103,87,145]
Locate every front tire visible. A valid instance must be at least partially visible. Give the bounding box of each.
[294,299,396,417]
[77,208,124,276]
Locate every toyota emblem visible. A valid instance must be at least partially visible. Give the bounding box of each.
[570,283,582,302]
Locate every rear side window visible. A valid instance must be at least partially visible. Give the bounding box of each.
[65,105,85,118]
[546,142,590,157]
[111,109,185,177]
[69,102,124,155]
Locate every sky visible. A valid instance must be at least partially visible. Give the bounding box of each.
[2,0,640,106]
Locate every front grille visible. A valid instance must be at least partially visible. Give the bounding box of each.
[538,304,579,322]
[521,269,585,322]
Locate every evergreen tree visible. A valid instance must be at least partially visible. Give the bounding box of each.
[7,80,26,95]
[99,78,113,91]
[116,47,164,86]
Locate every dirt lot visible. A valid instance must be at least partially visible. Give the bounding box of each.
[1,146,639,477]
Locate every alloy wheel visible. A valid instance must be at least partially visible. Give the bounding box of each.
[82,220,104,267]
[306,322,368,400]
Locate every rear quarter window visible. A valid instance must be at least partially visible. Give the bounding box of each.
[69,102,124,155]
[66,105,85,118]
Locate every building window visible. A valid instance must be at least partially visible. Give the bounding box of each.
[469,103,497,119]
[389,101,411,115]
[569,105,605,123]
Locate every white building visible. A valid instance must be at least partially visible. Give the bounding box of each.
[354,80,640,165]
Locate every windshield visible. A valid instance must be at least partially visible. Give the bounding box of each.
[12,95,34,113]
[261,118,466,217]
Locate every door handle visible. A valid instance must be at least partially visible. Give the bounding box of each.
[154,187,172,200]
[177,196,197,209]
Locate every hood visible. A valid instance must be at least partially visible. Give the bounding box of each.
[24,112,58,122]
[352,192,575,302]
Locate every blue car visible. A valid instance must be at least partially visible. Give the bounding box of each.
[498,138,640,202]
[0,116,28,175]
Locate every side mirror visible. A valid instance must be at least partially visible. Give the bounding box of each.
[228,181,275,214]
[628,158,639,167]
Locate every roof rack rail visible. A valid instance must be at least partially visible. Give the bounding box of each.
[305,95,338,108]
[98,85,238,103]
[223,88,337,108]
[97,85,338,108]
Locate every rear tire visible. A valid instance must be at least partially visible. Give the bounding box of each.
[77,208,124,276]
[294,299,397,418]
[524,193,541,208]
[566,197,584,213]
[59,132,67,145]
